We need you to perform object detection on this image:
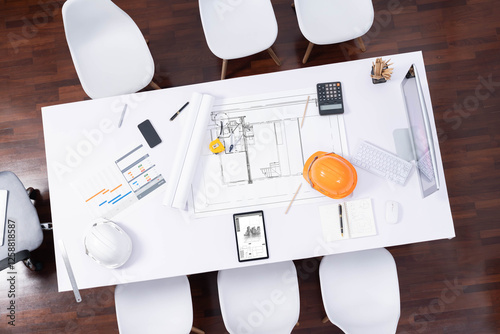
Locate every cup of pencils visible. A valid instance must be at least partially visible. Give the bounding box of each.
[371,58,393,84]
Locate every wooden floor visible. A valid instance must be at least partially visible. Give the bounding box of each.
[1,0,500,332]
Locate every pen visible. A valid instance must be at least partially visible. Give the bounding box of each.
[339,204,344,237]
[118,104,128,128]
[170,101,189,121]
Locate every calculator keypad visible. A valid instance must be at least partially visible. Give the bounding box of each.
[317,82,344,115]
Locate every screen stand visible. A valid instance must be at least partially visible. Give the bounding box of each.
[393,128,414,162]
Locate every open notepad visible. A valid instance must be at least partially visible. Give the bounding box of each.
[319,198,377,242]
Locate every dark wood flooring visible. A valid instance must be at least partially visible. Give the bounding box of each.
[1,0,500,333]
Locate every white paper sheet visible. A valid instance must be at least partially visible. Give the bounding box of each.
[319,198,377,241]
[163,93,215,209]
[190,88,349,216]
[71,145,165,219]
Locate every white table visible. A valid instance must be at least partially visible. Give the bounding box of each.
[42,51,455,292]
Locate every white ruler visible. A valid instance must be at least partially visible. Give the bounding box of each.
[58,240,82,303]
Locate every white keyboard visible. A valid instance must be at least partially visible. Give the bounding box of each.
[351,141,413,185]
[417,150,435,181]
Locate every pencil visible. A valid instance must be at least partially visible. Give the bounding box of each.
[285,184,302,214]
[300,96,310,128]
[118,104,128,128]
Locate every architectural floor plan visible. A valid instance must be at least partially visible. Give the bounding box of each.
[190,88,348,215]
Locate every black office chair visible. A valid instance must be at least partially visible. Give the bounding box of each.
[0,171,45,271]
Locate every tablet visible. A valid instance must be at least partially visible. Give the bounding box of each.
[233,211,269,262]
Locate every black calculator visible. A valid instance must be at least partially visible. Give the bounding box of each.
[316,82,344,115]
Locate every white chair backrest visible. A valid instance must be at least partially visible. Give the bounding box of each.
[114,276,194,334]
[294,0,374,45]
[218,261,300,334]
[62,0,154,99]
[198,0,278,59]
[320,248,400,334]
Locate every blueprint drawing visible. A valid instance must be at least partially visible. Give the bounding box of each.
[190,88,349,215]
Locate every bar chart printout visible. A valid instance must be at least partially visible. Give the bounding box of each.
[73,145,165,218]
[115,145,166,200]
[72,164,138,219]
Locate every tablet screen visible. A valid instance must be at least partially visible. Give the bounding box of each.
[233,211,269,262]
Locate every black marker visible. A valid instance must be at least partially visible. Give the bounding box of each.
[339,204,344,237]
[170,101,189,121]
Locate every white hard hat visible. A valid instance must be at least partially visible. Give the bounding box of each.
[84,219,132,269]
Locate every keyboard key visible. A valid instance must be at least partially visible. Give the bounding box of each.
[350,141,413,186]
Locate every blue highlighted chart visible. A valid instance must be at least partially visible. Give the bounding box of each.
[72,145,165,219]
[115,145,166,200]
[72,164,138,219]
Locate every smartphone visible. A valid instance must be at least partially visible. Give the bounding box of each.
[138,119,162,148]
[233,211,269,262]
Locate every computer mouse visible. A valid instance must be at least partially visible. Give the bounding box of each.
[84,219,132,269]
[385,200,399,224]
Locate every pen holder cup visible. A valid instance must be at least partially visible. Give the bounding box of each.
[371,67,388,84]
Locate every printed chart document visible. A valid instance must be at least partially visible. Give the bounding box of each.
[319,198,377,242]
[72,145,165,219]
[190,88,349,216]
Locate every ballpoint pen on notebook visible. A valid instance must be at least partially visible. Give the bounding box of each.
[339,204,344,237]
[170,101,189,121]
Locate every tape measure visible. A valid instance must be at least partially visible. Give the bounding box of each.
[209,138,225,154]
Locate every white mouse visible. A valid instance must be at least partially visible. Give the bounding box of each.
[84,219,132,269]
[385,200,399,224]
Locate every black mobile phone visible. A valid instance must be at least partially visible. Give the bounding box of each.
[138,119,162,148]
[233,211,269,262]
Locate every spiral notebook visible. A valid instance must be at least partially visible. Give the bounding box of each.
[319,198,377,242]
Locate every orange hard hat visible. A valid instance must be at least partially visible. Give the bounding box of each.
[303,151,357,199]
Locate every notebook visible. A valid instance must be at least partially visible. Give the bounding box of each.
[319,198,377,242]
[0,190,8,247]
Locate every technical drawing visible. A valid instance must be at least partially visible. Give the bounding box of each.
[191,88,349,215]
[209,114,303,187]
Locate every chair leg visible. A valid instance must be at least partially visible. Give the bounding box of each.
[322,316,330,324]
[267,47,281,66]
[221,59,228,80]
[356,36,366,52]
[41,222,53,230]
[23,258,43,271]
[302,42,314,64]
[191,326,205,334]
[149,80,161,90]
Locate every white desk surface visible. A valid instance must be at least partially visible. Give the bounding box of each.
[42,51,455,292]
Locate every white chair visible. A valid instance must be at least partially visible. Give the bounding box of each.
[217,261,300,334]
[294,0,375,63]
[114,276,204,334]
[319,248,400,334]
[62,0,160,99]
[198,0,281,80]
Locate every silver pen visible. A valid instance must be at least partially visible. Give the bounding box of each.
[118,104,128,128]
